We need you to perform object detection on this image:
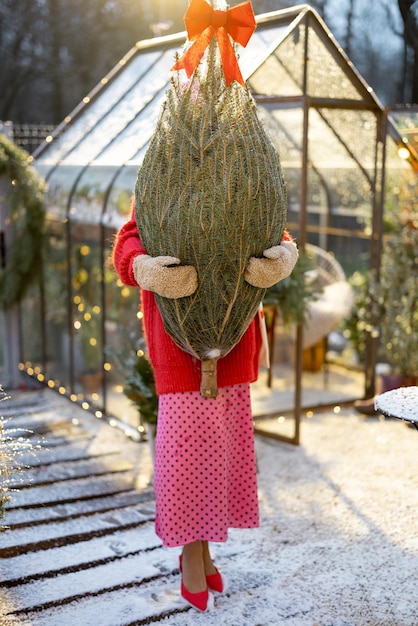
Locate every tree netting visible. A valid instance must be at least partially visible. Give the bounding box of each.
[135,35,287,397]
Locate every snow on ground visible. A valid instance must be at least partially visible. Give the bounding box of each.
[1,390,418,625]
[166,407,418,626]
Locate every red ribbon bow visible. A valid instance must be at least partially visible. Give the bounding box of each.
[172,0,256,87]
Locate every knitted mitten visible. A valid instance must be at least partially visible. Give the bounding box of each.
[133,255,198,298]
[244,241,299,289]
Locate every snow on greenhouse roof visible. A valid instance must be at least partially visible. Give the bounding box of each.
[33,4,413,228]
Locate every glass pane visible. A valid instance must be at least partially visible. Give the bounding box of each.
[305,107,377,255]
[20,283,43,372]
[316,108,377,172]
[241,23,292,79]
[307,25,368,100]
[41,165,84,221]
[251,104,304,415]
[43,219,71,391]
[249,26,305,96]
[69,166,113,224]
[70,223,104,404]
[254,102,368,417]
[103,227,143,427]
[385,134,418,226]
[301,109,374,389]
[257,102,303,216]
[304,166,372,274]
[104,164,139,229]
[65,55,171,167]
[391,109,418,154]
[94,90,166,166]
[36,49,170,166]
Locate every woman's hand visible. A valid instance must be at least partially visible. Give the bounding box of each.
[133,255,198,298]
[244,241,299,289]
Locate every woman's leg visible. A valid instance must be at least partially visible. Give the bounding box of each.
[202,540,218,576]
[181,540,206,593]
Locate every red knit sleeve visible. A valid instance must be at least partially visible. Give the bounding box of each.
[112,200,147,286]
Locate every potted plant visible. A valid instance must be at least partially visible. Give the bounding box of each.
[109,334,158,457]
[123,349,158,459]
[348,199,417,412]
[370,219,418,389]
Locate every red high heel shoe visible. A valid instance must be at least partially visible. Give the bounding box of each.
[206,568,224,593]
[179,555,210,612]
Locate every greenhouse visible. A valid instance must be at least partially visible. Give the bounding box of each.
[14,4,417,442]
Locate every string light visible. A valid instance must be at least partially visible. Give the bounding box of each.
[17,363,141,441]
[398,146,410,160]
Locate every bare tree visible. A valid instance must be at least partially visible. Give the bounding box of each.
[343,0,356,59]
[0,0,167,124]
[0,0,49,120]
[398,0,418,102]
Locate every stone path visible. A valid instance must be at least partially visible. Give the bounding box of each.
[0,390,192,625]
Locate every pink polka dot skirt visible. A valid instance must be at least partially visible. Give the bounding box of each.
[154,383,259,547]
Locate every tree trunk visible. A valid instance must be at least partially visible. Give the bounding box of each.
[398,0,418,102]
[48,0,64,123]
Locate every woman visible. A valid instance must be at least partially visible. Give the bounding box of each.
[113,202,297,611]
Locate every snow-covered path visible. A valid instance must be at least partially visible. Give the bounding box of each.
[1,388,418,625]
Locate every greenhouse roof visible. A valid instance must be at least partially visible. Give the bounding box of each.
[34,4,417,228]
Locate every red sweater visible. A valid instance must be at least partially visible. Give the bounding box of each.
[113,209,289,395]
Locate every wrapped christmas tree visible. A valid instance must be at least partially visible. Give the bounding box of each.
[135,0,287,397]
